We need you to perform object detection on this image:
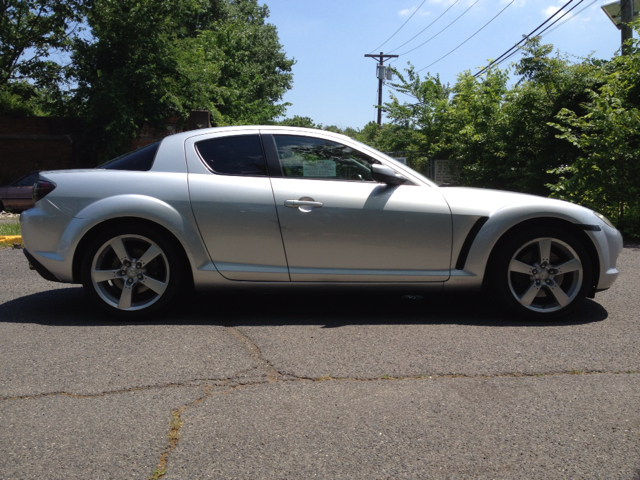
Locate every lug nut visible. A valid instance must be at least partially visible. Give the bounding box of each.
[123,260,131,267]
[118,270,125,276]
[127,278,133,285]
[532,269,538,275]
[137,274,144,280]
[546,279,552,285]
[136,262,142,269]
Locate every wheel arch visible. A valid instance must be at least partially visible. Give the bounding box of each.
[482,217,600,296]
[72,217,194,288]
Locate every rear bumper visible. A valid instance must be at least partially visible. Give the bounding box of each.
[23,249,61,283]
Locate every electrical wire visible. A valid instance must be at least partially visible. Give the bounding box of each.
[387,0,461,54]
[368,0,427,54]
[535,0,586,36]
[394,0,481,57]
[417,0,516,73]
[474,0,578,76]
[541,0,598,37]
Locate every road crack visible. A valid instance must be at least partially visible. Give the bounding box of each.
[223,325,282,382]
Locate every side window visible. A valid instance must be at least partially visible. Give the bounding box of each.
[271,135,379,181]
[196,135,267,176]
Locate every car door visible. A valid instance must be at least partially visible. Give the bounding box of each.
[185,130,289,281]
[262,132,453,282]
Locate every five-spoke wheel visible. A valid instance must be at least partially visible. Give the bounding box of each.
[493,228,592,320]
[81,225,184,318]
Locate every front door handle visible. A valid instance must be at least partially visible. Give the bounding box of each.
[284,197,323,212]
[284,200,324,208]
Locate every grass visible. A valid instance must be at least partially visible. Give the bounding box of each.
[0,220,20,236]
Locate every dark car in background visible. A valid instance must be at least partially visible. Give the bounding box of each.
[0,172,38,212]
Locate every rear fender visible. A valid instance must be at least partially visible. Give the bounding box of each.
[60,195,210,282]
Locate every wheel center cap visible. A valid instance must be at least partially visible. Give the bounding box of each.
[539,269,549,280]
[126,267,138,278]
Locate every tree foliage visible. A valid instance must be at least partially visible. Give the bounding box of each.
[376,35,640,235]
[1,0,294,158]
[0,0,86,114]
[549,33,640,236]
[66,0,294,157]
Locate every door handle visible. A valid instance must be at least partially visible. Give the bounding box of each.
[284,200,324,208]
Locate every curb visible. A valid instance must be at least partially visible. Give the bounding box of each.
[0,235,22,246]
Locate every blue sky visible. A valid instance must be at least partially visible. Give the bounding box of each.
[265,0,628,129]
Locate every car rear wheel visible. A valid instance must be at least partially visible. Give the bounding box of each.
[491,228,593,320]
[81,226,185,319]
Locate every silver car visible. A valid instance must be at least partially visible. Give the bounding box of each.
[21,126,623,320]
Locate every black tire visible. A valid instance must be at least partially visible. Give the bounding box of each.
[81,224,186,320]
[491,227,593,321]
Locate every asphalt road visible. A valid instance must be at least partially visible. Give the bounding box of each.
[1,245,639,479]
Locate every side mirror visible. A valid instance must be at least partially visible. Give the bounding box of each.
[371,164,408,185]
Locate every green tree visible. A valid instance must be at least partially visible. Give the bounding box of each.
[382,40,602,194]
[549,30,640,236]
[0,0,86,114]
[276,115,318,128]
[67,0,293,158]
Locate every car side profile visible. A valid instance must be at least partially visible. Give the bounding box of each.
[20,126,622,320]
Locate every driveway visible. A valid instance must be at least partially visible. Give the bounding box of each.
[1,245,639,479]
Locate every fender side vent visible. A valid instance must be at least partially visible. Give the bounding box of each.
[577,224,602,232]
[455,216,489,270]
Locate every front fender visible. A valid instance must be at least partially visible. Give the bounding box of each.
[447,201,604,289]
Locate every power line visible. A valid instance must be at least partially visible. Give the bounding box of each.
[535,0,586,36]
[387,0,460,54]
[417,0,516,73]
[541,0,599,37]
[474,0,582,77]
[394,0,480,57]
[488,0,585,69]
[368,0,427,54]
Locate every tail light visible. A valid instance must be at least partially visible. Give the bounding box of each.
[32,180,57,203]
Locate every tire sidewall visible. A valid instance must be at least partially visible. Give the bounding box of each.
[81,224,185,320]
[492,227,593,321]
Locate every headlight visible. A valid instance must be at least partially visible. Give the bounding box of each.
[593,211,615,228]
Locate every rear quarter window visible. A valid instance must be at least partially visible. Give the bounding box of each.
[195,135,267,176]
[99,142,160,171]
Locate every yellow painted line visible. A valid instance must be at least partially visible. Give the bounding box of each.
[0,235,22,246]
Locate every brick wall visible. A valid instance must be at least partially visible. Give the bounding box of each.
[0,116,83,185]
[0,112,204,185]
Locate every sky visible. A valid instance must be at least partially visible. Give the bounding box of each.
[264,0,630,129]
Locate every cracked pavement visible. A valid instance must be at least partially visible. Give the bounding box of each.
[1,246,639,479]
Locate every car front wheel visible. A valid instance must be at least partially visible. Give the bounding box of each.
[492,228,593,320]
[81,226,185,319]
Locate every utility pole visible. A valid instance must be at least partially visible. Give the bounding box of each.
[621,0,634,55]
[364,52,398,126]
[602,0,638,55]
